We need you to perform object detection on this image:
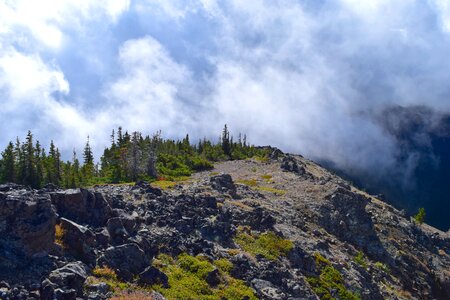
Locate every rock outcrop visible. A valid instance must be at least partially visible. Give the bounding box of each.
[0,157,449,299]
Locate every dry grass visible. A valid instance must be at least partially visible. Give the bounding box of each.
[256,186,286,196]
[110,291,154,300]
[55,224,65,246]
[92,266,118,280]
[236,179,258,187]
[226,249,241,256]
[228,200,253,211]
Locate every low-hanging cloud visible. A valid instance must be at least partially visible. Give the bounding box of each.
[1,0,450,185]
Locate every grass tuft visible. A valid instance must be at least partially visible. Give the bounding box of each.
[234,230,293,260]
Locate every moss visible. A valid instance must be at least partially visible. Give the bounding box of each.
[234,230,294,260]
[308,253,360,300]
[256,186,286,196]
[152,254,257,300]
[214,258,233,274]
[236,179,258,187]
[354,251,368,269]
[177,254,214,279]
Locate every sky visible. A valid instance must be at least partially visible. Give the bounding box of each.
[2,0,450,181]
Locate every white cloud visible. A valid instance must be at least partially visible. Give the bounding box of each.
[102,36,195,137]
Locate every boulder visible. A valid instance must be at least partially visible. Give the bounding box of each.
[0,190,56,257]
[47,262,88,297]
[252,279,286,300]
[205,269,221,287]
[138,266,169,287]
[210,174,237,198]
[98,243,150,280]
[51,189,112,226]
[280,156,305,175]
[59,218,96,264]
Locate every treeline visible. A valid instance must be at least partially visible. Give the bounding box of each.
[0,125,269,188]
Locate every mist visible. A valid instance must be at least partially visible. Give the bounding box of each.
[1,1,450,228]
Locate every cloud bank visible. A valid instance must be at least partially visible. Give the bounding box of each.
[2,0,450,183]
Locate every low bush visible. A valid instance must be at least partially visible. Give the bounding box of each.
[234,230,293,260]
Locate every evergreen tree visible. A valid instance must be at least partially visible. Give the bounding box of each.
[221,124,231,157]
[0,142,15,183]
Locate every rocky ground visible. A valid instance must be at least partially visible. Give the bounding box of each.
[0,149,449,299]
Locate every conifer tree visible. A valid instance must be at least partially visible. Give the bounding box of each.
[0,142,15,183]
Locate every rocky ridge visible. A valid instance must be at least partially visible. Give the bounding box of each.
[0,150,449,299]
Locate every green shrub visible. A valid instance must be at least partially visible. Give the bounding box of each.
[414,207,426,224]
[152,254,257,300]
[354,251,368,269]
[214,258,233,274]
[234,230,293,260]
[374,262,390,273]
[308,253,360,300]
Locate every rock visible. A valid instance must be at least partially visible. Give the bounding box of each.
[138,266,169,287]
[0,190,56,257]
[59,218,96,264]
[54,288,77,300]
[252,279,285,300]
[95,228,111,248]
[47,262,88,297]
[0,183,25,192]
[86,282,112,296]
[51,189,112,226]
[210,174,237,198]
[106,217,130,244]
[230,254,256,281]
[281,156,305,175]
[133,181,163,197]
[40,279,56,300]
[269,148,284,160]
[98,243,150,280]
[205,268,221,286]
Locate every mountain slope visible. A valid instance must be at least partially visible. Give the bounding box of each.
[0,150,449,299]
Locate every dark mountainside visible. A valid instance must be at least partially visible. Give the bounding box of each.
[321,106,450,231]
[0,149,450,300]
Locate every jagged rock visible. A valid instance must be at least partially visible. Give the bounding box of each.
[269,148,284,160]
[205,268,221,286]
[281,155,305,175]
[47,262,88,297]
[98,243,150,280]
[230,254,256,281]
[51,189,112,226]
[252,279,286,300]
[59,218,96,264]
[0,190,56,258]
[210,174,237,198]
[106,217,130,244]
[138,266,169,287]
[133,181,163,197]
[54,288,77,300]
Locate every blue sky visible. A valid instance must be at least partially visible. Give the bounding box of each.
[2,0,450,178]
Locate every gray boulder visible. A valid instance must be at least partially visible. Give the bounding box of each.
[51,189,112,226]
[210,174,237,198]
[98,243,150,280]
[59,218,96,264]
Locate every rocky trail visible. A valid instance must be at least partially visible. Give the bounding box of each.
[0,150,449,299]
